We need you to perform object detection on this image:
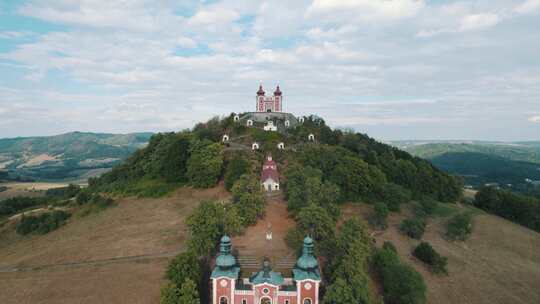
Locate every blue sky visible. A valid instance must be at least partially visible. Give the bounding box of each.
[0,0,539,141]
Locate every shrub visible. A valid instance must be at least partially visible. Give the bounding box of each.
[413,242,448,274]
[373,242,427,304]
[415,197,438,217]
[0,186,8,193]
[0,196,48,216]
[45,184,80,198]
[399,217,426,239]
[446,213,473,241]
[76,193,114,217]
[16,210,71,235]
[370,202,389,229]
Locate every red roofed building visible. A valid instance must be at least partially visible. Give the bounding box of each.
[261,154,280,192]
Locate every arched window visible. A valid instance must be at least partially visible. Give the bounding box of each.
[220,296,228,304]
[303,299,312,304]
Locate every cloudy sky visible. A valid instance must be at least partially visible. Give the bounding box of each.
[0,0,539,141]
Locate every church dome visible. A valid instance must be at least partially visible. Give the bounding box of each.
[296,236,318,270]
[216,235,236,268]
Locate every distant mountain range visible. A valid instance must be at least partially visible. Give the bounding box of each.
[390,140,540,193]
[0,132,153,182]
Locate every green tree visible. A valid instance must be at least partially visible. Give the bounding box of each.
[187,140,223,188]
[327,218,373,304]
[178,279,200,304]
[323,278,356,304]
[166,252,202,288]
[186,201,226,256]
[231,174,266,225]
[373,243,427,304]
[380,183,411,212]
[160,283,180,304]
[296,205,336,255]
[224,154,250,191]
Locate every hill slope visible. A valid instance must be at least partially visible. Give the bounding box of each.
[0,132,153,182]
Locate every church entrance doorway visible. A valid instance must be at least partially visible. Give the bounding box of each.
[260,297,272,304]
[267,184,272,191]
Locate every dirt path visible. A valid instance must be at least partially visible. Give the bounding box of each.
[231,193,296,272]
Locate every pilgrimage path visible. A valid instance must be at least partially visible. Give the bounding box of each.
[231,193,296,273]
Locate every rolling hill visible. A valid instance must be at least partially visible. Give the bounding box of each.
[0,132,153,182]
[391,141,540,194]
[391,141,540,164]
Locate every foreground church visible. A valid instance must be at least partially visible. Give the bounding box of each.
[211,236,321,304]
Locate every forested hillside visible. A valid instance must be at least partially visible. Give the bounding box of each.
[431,152,540,187]
[90,114,462,203]
[0,132,152,182]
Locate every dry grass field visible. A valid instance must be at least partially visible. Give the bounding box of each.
[0,182,51,201]
[0,186,229,304]
[342,203,540,304]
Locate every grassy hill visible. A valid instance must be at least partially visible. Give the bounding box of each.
[0,132,153,182]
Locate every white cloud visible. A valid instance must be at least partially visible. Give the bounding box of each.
[459,13,500,32]
[529,116,540,123]
[515,0,540,14]
[187,6,239,26]
[416,12,500,37]
[307,0,425,21]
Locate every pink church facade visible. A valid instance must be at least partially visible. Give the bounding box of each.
[256,85,282,113]
[211,236,321,304]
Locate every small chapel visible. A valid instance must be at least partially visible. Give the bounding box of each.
[211,235,321,304]
[260,154,279,192]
